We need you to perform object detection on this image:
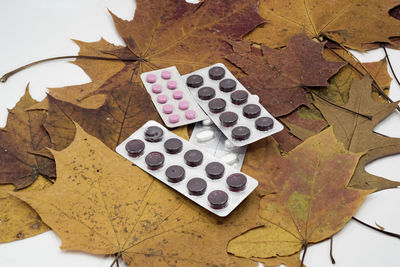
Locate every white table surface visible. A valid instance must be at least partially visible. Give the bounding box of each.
[0,1,400,266]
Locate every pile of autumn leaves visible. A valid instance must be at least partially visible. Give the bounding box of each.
[1,0,400,266]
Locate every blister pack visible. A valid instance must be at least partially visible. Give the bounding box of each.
[189,119,247,170]
[182,63,283,146]
[140,66,207,128]
[115,120,258,217]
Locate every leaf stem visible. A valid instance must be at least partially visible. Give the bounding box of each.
[307,90,373,120]
[110,252,122,267]
[1,55,138,83]
[352,217,400,239]
[329,237,336,264]
[300,241,308,267]
[382,46,400,88]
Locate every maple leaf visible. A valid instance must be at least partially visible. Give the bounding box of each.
[227,128,370,260]
[0,86,55,189]
[44,80,161,151]
[0,176,50,243]
[245,0,400,51]
[314,75,400,191]
[274,53,392,152]
[44,39,127,109]
[14,124,261,266]
[225,33,344,117]
[107,0,264,76]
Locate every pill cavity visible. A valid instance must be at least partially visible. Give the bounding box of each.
[167,80,177,89]
[163,104,174,114]
[173,90,183,99]
[161,70,171,80]
[146,73,157,83]
[221,153,238,165]
[169,114,180,123]
[224,139,237,150]
[151,84,162,94]
[178,100,189,110]
[202,118,213,126]
[185,110,196,120]
[157,94,168,104]
[196,130,214,142]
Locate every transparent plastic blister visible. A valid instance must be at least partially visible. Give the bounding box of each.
[140,66,207,128]
[115,120,258,217]
[189,119,247,170]
[182,63,283,146]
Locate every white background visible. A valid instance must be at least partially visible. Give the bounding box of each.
[0,1,400,266]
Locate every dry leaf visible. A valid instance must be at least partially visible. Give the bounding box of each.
[226,33,344,117]
[314,75,400,191]
[0,86,55,189]
[0,176,50,243]
[321,49,392,105]
[108,0,264,76]
[255,252,303,267]
[246,0,400,51]
[44,80,160,151]
[227,128,370,259]
[14,124,261,266]
[46,39,127,109]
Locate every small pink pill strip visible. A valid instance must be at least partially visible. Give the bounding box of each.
[140,66,208,128]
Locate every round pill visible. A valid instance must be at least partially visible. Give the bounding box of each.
[224,139,237,150]
[161,70,171,80]
[157,94,168,104]
[164,138,183,154]
[178,100,189,110]
[167,80,177,89]
[232,126,250,140]
[208,66,225,80]
[227,173,247,191]
[255,117,274,131]
[172,90,183,99]
[202,118,214,126]
[186,74,204,88]
[198,87,216,100]
[145,151,165,170]
[231,90,248,105]
[196,130,214,142]
[208,98,226,113]
[221,153,238,165]
[169,114,180,123]
[205,162,225,179]
[187,178,207,196]
[208,190,228,209]
[146,73,157,83]
[243,104,261,118]
[151,84,162,94]
[144,126,164,142]
[219,79,236,92]
[163,104,174,114]
[165,165,185,183]
[219,112,238,127]
[184,149,203,167]
[185,110,196,120]
[125,139,145,157]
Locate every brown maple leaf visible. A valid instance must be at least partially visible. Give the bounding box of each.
[14,124,261,266]
[0,86,55,189]
[44,80,160,151]
[107,0,264,76]
[227,128,370,261]
[225,33,344,117]
[314,75,400,191]
[245,0,400,51]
